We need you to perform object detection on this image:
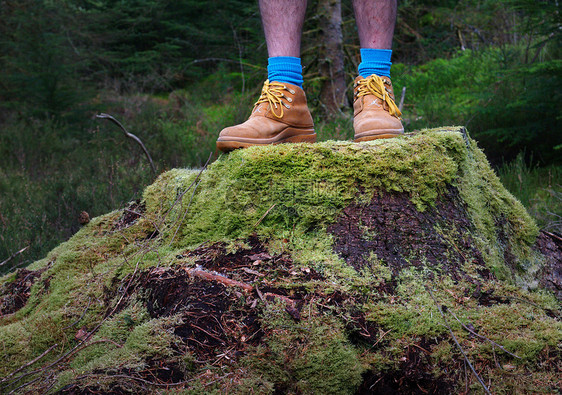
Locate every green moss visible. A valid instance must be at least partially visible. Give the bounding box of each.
[138,128,538,283]
[453,134,538,279]
[143,130,465,250]
[243,302,365,394]
[0,321,33,376]
[70,311,180,376]
[0,127,557,394]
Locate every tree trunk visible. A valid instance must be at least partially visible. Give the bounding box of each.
[317,0,348,116]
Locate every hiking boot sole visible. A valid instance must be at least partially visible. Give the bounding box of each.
[217,128,316,152]
[354,129,403,142]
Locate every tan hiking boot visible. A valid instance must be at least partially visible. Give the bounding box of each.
[217,80,316,152]
[353,75,403,142]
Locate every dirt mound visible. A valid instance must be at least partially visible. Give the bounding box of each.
[1,128,559,394]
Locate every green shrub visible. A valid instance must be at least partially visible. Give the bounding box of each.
[391,49,561,165]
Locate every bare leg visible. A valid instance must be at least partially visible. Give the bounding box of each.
[259,0,308,57]
[352,0,397,49]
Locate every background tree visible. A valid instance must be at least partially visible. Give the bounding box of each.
[316,0,348,116]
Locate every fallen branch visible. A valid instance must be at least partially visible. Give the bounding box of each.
[183,267,297,312]
[0,344,58,384]
[446,306,521,359]
[426,287,492,395]
[96,113,156,176]
[184,266,253,292]
[0,246,29,268]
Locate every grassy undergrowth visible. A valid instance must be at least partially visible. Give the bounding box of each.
[498,154,561,233]
[0,78,255,273]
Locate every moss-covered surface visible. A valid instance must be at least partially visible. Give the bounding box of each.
[0,127,559,394]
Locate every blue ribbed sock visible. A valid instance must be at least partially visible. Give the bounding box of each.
[358,49,392,78]
[267,56,303,88]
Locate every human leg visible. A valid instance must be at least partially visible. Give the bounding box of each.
[353,0,396,50]
[260,0,307,58]
[352,0,403,142]
[216,0,315,152]
[262,0,307,87]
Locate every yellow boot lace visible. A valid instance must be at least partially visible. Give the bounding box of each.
[355,75,402,118]
[254,80,295,118]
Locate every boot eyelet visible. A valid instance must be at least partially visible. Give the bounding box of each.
[287,98,293,103]
[288,89,295,94]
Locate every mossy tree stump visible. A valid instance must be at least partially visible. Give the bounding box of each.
[0,127,560,394]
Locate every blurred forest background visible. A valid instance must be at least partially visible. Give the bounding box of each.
[0,0,560,273]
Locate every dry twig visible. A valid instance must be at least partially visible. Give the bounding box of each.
[63,297,92,330]
[0,246,29,268]
[96,113,156,175]
[446,306,521,359]
[166,152,213,247]
[7,376,41,394]
[253,204,277,228]
[426,287,492,395]
[0,344,58,384]
[184,266,253,292]
[2,339,122,389]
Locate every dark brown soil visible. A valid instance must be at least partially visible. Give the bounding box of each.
[327,188,487,284]
[534,231,562,300]
[112,200,145,231]
[0,268,45,315]
[138,265,262,362]
[183,235,323,285]
[357,339,455,395]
